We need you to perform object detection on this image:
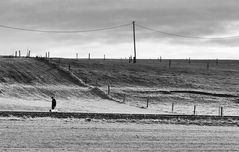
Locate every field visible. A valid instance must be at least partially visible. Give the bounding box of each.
[1,56,239,151]
[0,57,239,115]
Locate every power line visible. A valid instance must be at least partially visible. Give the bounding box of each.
[1,21,238,39]
[0,23,131,33]
[136,23,239,40]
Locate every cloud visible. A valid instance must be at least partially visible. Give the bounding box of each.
[0,0,239,58]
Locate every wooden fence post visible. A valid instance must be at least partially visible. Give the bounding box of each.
[220,107,223,116]
[172,103,174,113]
[193,105,196,115]
[146,98,149,108]
[169,60,171,68]
[107,84,110,95]
[27,50,31,57]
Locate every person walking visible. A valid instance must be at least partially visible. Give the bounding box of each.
[50,96,56,112]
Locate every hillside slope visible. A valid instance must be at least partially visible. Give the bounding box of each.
[0,57,112,100]
[0,57,82,85]
[0,57,239,115]
[47,58,239,115]
[49,58,239,93]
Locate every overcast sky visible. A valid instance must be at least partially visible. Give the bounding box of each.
[1,0,239,59]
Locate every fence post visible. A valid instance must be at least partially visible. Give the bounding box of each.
[220,107,223,116]
[107,84,110,95]
[27,50,31,57]
[193,105,196,115]
[146,98,149,108]
[172,102,174,113]
[68,64,71,71]
[19,50,21,57]
[169,60,171,68]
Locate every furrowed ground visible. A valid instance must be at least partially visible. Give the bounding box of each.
[1,117,239,151]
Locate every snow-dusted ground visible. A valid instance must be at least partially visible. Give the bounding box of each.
[1,117,239,151]
[0,58,239,116]
[106,87,239,116]
[0,91,239,116]
[0,95,239,116]
[0,97,156,114]
[1,58,239,151]
[0,83,238,116]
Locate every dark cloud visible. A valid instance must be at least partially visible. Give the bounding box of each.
[1,0,239,57]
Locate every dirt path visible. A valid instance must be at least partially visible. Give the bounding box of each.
[0,117,239,151]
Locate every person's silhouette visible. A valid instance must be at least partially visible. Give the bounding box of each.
[50,97,56,111]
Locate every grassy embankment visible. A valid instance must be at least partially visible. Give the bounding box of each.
[0,56,239,114]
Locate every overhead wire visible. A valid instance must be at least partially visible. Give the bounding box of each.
[0,23,131,33]
[136,23,239,40]
[0,21,239,39]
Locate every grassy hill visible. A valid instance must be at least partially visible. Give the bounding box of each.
[49,58,239,92]
[0,56,239,114]
[0,57,79,85]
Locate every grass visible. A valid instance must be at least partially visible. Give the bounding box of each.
[49,58,239,93]
[0,56,239,115]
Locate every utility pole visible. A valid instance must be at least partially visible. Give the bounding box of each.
[133,21,136,63]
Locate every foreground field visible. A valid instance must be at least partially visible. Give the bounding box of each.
[0,117,239,151]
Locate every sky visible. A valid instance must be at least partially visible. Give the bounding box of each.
[1,0,239,59]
